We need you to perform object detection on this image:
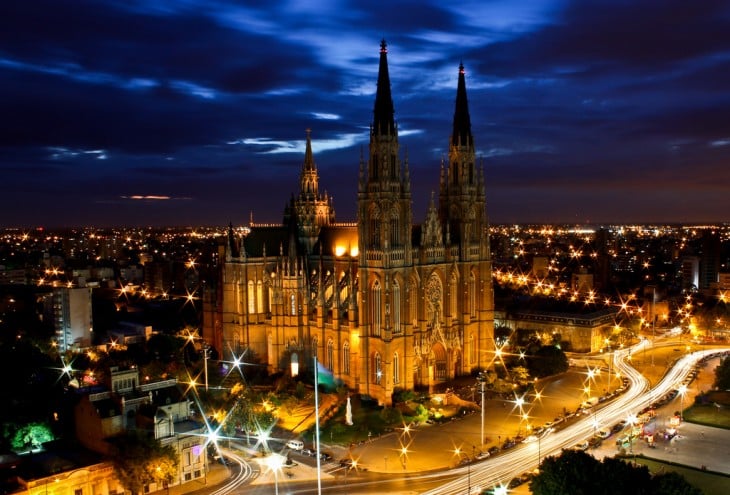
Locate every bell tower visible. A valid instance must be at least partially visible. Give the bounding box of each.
[357,40,412,264]
[357,40,413,405]
[283,129,335,253]
[439,63,488,260]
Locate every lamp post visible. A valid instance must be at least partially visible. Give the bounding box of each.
[454,448,470,495]
[678,384,688,422]
[266,453,285,495]
[477,374,486,450]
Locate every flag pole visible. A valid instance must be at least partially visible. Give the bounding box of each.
[314,356,322,494]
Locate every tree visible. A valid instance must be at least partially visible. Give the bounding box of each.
[10,422,54,452]
[714,356,730,390]
[111,430,179,495]
[527,345,569,378]
[530,450,603,495]
[531,450,700,495]
[652,471,703,495]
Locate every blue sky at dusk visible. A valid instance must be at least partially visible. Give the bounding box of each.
[2,0,730,227]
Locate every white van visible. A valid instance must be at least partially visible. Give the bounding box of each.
[286,439,304,450]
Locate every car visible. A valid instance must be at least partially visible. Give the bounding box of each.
[597,429,611,439]
[572,441,589,451]
[475,450,491,460]
[286,439,304,450]
[532,426,545,436]
[488,446,501,456]
[318,452,333,461]
[611,422,626,434]
[523,435,538,443]
[339,458,355,468]
[508,477,525,488]
[301,448,315,456]
[588,436,603,448]
[502,439,517,450]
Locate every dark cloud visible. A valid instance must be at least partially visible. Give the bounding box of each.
[1,0,729,226]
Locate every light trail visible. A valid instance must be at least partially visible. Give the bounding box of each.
[422,343,730,495]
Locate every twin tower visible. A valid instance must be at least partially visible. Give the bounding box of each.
[223,40,494,406]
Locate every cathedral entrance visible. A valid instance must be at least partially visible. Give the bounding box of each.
[431,342,447,382]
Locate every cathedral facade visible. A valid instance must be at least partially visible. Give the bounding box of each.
[219,41,494,405]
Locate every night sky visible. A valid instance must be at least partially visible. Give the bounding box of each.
[2,1,730,228]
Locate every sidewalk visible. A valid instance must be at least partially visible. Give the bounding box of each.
[152,462,231,495]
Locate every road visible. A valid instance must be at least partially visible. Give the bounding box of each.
[422,344,730,495]
[218,342,729,494]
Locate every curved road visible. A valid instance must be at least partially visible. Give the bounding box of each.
[422,344,729,495]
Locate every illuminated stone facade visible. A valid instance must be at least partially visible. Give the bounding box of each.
[221,42,494,405]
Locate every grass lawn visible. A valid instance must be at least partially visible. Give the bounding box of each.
[683,390,730,429]
[633,457,730,495]
[301,396,427,446]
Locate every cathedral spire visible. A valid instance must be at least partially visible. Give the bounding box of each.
[303,128,315,172]
[452,62,472,147]
[373,39,395,136]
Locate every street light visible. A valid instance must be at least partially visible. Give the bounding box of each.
[678,384,688,422]
[453,447,471,495]
[477,374,486,450]
[265,453,285,495]
[400,446,409,470]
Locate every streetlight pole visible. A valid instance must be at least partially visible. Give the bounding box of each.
[477,376,486,450]
[203,345,209,391]
[651,287,656,367]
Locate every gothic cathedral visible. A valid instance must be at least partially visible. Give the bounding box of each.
[220,41,494,405]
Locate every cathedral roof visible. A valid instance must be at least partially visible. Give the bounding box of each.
[242,226,295,258]
[312,225,358,257]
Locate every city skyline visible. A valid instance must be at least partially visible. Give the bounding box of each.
[2,1,730,228]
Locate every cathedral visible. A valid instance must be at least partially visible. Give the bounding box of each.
[219,41,494,405]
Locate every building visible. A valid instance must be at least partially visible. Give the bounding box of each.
[45,286,93,351]
[219,41,494,405]
[74,367,207,490]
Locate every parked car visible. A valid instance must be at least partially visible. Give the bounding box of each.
[597,429,611,439]
[611,421,627,433]
[286,439,304,450]
[339,458,355,468]
[475,450,490,460]
[301,448,315,457]
[572,441,589,451]
[488,446,500,456]
[318,452,333,461]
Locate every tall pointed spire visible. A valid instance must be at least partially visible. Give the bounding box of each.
[452,62,472,147]
[303,128,315,172]
[373,39,395,136]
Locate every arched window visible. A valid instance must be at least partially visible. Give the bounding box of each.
[390,215,399,247]
[409,281,418,327]
[267,333,274,366]
[372,281,382,336]
[290,293,296,315]
[393,352,400,384]
[311,336,318,357]
[257,280,263,314]
[392,280,401,334]
[343,341,350,375]
[370,218,380,248]
[326,339,334,371]
[248,280,255,314]
[450,273,458,318]
[468,334,475,365]
[374,352,382,384]
[469,273,476,318]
